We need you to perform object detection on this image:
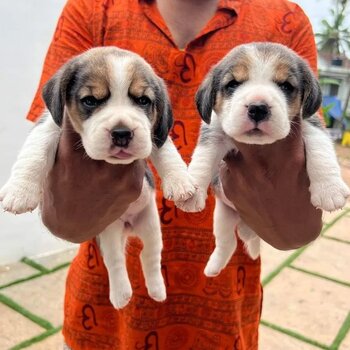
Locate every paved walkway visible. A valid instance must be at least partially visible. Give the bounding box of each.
[0,148,349,350]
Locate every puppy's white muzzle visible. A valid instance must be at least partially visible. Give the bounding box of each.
[81,106,153,164]
[221,83,290,145]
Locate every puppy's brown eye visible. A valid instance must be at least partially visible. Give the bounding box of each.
[225,79,242,91]
[277,82,295,94]
[135,96,151,106]
[81,96,100,108]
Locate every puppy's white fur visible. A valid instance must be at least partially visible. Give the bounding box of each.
[178,43,350,277]
[0,112,60,214]
[0,48,195,309]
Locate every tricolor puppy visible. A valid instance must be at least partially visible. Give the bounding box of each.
[177,42,350,277]
[0,47,195,308]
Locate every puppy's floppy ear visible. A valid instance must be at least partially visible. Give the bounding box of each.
[153,78,173,148]
[195,68,219,124]
[298,59,322,119]
[42,59,78,126]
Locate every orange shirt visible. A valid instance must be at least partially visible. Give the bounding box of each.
[27,1,317,349]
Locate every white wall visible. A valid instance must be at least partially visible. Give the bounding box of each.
[0,0,75,265]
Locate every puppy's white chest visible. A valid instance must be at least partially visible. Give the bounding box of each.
[212,174,237,211]
[119,178,153,225]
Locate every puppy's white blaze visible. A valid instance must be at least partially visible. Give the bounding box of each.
[248,47,284,83]
[109,55,133,103]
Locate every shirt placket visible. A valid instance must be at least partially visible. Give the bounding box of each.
[140,0,239,85]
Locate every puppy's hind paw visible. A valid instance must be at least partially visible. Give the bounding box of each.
[0,181,41,214]
[148,283,167,302]
[204,262,222,277]
[310,179,350,212]
[109,281,132,309]
[245,238,260,260]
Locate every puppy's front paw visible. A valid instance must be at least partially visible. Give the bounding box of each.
[109,279,132,309]
[175,189,207,212]
[162,172,196,202]
[0,180,41,214]
[310,178,350,212]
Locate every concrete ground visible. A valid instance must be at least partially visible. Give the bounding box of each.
[0,146,349,350]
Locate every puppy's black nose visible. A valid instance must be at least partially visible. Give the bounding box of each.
[247,103,270,123]
[111,127,134,148]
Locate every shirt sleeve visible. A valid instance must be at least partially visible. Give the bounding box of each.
[26,0,94,122]
[288,4,318,74]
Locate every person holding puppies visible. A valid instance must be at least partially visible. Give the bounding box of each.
[26,0,323,349]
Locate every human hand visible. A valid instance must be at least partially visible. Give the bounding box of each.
[220,118,322,250]
[41,117,145,243]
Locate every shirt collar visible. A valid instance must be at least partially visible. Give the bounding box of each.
[139,0,241,49]
[140,0,241,15]
[217,0,242,15]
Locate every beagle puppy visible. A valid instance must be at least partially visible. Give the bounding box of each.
[177,42,350,277]
[0,47,195,308]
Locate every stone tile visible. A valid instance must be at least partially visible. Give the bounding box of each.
[0,303,45,349]
[260,241,295,281]
[259,325,320,350]
[292,238,350,283]
[262,268,350,345]
[26,331,64,350]
[32,247,78,270]
[340,329,350,350]
[325,214,350,242]
[1,268,68,327]
[0,261,38,287]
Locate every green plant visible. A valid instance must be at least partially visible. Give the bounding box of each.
[316,0,350,56]
[322,102,335,127]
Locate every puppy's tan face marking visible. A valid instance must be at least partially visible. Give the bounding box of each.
[58,47,170,164]
[68,78,110,133]
[128,63,158,126]
[212,53,251,115]
[228,63,250,83]
[272,62,301,119]
[214,92,225,115]
[65,53,111,133]
[79,83,109,100]
[274,63,292,82]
